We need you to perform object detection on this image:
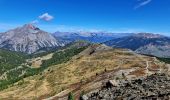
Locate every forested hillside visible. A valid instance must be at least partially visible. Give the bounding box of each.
[0,49,28,90]
[0,43,88,90]
[0,49,27,75]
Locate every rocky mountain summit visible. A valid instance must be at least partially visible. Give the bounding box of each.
[0,24,64,54]
[83,73,170,100]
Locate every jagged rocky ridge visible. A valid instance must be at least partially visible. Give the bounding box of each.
[82,73,170,100]
[0,24,65,54]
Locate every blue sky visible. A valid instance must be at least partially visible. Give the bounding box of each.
[0,0,170,36]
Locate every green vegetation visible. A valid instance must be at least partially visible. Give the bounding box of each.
[0,49,29,90]
[142,54,170,64]
[157,57,170,64]
[68,92,75,100]
[41,47,87,68]
[0,46,87,91]
[24,46,87,77]
[0,49,27,75]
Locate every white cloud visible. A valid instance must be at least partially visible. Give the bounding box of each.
[135,0,152,9]
[39,13,54,21]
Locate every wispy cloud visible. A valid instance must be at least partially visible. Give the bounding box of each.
[39,13,54,21]
[135,0,152,9]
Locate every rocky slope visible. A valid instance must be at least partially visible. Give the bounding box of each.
[0,24,65,54]
[105,33,170,57]
[83,73,170,100]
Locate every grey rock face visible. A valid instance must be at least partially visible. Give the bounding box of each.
[0,24,65,54]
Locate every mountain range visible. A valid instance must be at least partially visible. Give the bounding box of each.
[1,24,170,58]
[105,33,170,58]
[53,31,133,43]
[0,24,133,54]
[0,25,170,99]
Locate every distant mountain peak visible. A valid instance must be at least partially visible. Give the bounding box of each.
[0,24,65,54]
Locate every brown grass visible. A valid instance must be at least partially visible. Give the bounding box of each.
[0,47,164,100]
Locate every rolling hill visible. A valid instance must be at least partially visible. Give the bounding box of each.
[0,43,168,99]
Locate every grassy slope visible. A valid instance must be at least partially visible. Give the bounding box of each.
[0,44,165,99]
[0,41,89,91]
